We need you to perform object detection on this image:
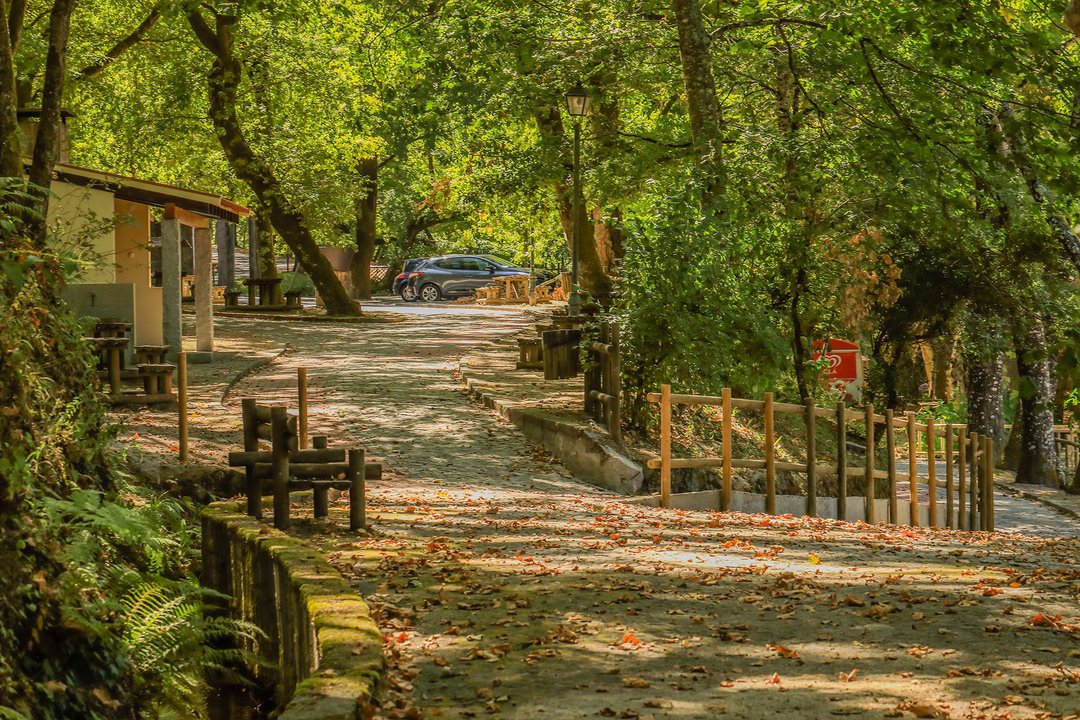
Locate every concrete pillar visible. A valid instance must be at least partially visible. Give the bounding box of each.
[194,226,214,354]
[216,220,235,289]
[247,215,259,280]
[161,217,182,358]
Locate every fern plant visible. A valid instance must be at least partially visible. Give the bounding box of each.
[121,582,263,719]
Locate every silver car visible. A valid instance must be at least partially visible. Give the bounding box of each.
[407,254,529,302]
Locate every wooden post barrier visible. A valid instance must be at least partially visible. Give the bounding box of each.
[969,431,979,531]
[886,409,897,524]
[865,403,875,524]
[178,352,189,462]
[957,427,967,531]
[982,436,994,531]
[312,434,328,518]
[242,398,260,518]
[271,406,291,530]
[660,383,672,508]
[836,401,847,521]
[349,448,366,531]
[722,388,733,512]
[764,392,776,514]
[907,412,918,527]
[945,423,954,529]
[584,321,622,444]
[298,367,309,450]
[926,417,937,528]
[804,398,816,518]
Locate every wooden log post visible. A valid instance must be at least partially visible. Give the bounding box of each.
[957,427,967,531]
[178,352,189,462]
[764,392,776,515]
[272,406,291,530]
[348,448,366,531]
[242,398,260,518]
[805,398,817,518]
[837,402,847,521]
[608,324,622,444]
[945,423,955,529]
[886,409,897,524]
[108,345,122,396]
[969,431,979,531]
[722,387,733,512]
[926,417,937,528]
[982,436,994,532]
[660,384,672,509]
[297,367,309,450]
[312,434,329,519]
[907,412,918,527]
[865,403,875,524]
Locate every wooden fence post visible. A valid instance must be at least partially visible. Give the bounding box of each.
[297,367,309,450]
[982,436,994,531]
[805,398,816,518]
[907,412,918,527]
[271,406,291,530]
[944,423,954,529]
[660,384,672,509]
[242,398,260,518]
[837,402,847,521]
[764,392,776,515]
[312,435,329,518]
[865,404,875,524]
[177,352,189,462]
[926,417,937,528]
[349,448,366,531]
[969,431,980,531]
[957,427,967,531]
[609,324,622,444]
[722,387,733,512]
[886,409,897,524]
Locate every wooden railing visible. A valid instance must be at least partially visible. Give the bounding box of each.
[645,385,995,531]
[1054,425,1078,473]
[584,320,621,444]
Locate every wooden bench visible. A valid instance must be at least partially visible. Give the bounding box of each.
[83,336,129,395]
[224,290,241,307]
[138,363,176,396]
[134,344,169,365]
[516,337,543,370]
[284,289,304,308]
[242,277,284,308]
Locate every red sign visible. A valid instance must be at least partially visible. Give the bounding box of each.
[812,339,862,402]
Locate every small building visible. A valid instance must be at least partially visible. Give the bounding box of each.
[32,112,250,361]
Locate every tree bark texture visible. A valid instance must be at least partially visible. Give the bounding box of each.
[1013,319,1059,486]
[26,0,76,248]
[965,350,1005,448]
[349,156,378,300]
[671,0,725,209]
[185,9,359,316]
[254,212,278,281]
[0,0,23,181]
[534,106,612,301]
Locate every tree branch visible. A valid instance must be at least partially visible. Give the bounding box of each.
[78,7,161,79]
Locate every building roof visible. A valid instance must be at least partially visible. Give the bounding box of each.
[51,162,251,223]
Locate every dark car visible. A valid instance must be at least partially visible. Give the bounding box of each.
[407,254,541,302]
[392,258,426,301]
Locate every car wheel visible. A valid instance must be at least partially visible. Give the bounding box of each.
[419,283,442,303]
[400,286,418,302]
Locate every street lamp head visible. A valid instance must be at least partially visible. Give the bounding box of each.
[565,84,591,117]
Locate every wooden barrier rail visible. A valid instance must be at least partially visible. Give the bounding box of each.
[646,385,995,530]
[584,320,621,444]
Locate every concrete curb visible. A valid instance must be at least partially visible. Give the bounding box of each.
[993,479,1080,521]
[203,502,385,719]
[220,345,290,403]
[458,358,644,495]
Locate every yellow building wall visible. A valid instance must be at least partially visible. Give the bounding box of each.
[114,200,163,346]
[48,180,116,284]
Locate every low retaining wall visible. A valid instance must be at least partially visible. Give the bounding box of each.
[202,502,384,719]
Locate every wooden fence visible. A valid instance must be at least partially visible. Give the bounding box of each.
[645,385,995,531]
[1053,425,1078,474]
[584,320,621,444]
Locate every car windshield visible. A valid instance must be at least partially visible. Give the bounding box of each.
[480,255,517,268]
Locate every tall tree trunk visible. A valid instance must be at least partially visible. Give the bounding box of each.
[26,0,76,248]
[672,0,725,210]
[592,207,624,275]
[0,0,22,181]
[185,9,358,316]
[349,156,377,300]
[534,106,612,301]
[1013,318,1059,486]
[965,350,1005,448]
[589,74,624,282]
[255,212,278,281]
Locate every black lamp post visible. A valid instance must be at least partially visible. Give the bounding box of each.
[565,83,590,314]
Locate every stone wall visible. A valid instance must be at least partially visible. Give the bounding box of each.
[202,502,384,719]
